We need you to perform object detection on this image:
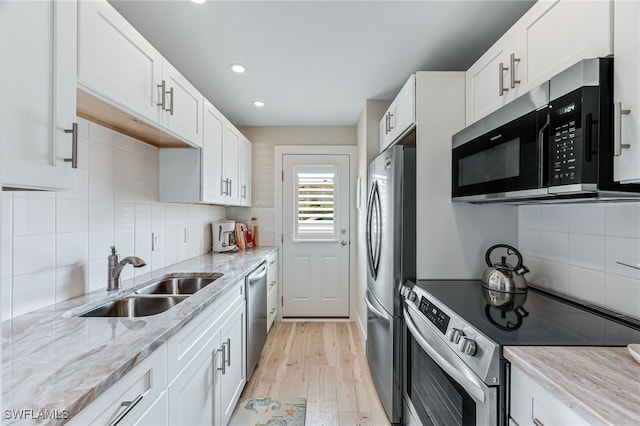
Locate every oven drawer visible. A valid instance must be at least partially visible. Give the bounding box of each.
[510,366,588,426]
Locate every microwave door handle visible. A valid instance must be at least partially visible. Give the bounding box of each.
[585,113,594,163]
[538,114,550,188]
[404,305,487,403]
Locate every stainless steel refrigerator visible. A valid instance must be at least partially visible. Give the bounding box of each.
[365,145,415,425]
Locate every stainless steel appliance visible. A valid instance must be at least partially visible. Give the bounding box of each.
[365,145,415,424]
[212,219,237,252]
[452,57,640,203]
[401,280,640,426]
[246,262,267,381]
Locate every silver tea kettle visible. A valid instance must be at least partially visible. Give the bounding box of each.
[481,244,529,293]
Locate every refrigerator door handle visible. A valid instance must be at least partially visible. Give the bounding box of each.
[366,182,379,279]
[365,290,390,324]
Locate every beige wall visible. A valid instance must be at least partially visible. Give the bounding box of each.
[238,126,357,208]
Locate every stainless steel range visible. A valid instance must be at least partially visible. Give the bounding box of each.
[401,280,640,426]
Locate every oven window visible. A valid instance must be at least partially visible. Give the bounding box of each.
[458,138,520,187]
[407,333,476,426]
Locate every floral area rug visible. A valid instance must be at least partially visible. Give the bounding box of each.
[229,397,307,426]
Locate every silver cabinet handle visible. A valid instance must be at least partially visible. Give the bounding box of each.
[614,102,631,156]
[385,112,391,134]
[510,53,521,89]
[63,122,78,168]
[241,184,247,199]
[221,178,226,196]
[228,179,232,197]
[225,338,231,367]
[270,307,276,314]
[157,80,166,110]
[499,62,509,96]
[109,394,144,426]
[167,86,174,116]
[388,112,394,131]
[532,418,544,426]
[216,345,226,374]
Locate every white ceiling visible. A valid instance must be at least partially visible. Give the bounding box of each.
[109,0,535,127]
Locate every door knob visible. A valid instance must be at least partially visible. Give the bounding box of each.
[341,241,348,246]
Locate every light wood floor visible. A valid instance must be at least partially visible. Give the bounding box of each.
[241,322,391,426]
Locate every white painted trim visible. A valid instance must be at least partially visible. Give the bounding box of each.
[274,145,358,321]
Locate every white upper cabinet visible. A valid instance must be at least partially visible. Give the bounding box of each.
[202,100,226,204]
[238,135,252,207]
[78,0,203,148]
[160,60,204,148]
[1,0,78,190]
[223,125,241,206]
[466,0,613,125]
[78,0,162,124]
[380,75,416,152]
[613,0,640,183]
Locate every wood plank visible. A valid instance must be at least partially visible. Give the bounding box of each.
[338,411,376,426]
[306,365,339,426]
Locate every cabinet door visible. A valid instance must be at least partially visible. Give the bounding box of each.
[168,332,220,426]
[613,0,640,183]
[219,302,247,426]
[466,36,516,124]
[223,125,241,205]
[238,136,252,207]
[161,60,204,148]
[78,0,162,123]
[203,101,226,204]
[390,75,416,141]
[132,391,169,426]
[1,0,77,190]
[519,0,612,89]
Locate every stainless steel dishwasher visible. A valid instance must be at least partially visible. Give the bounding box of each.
[246,261,268,381]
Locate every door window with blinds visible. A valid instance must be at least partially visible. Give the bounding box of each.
[293,164,339,241]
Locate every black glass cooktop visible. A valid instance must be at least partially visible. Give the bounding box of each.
[414,280,640,347]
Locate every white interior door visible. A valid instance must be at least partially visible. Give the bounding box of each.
[282,154,350,317]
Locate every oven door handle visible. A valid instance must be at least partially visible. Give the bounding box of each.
[365,291,390,324]
[404,305,487,403]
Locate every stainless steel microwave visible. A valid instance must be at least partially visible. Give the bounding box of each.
[452,57,640,203]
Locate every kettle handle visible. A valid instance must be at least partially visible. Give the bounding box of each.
[485,244,528,275]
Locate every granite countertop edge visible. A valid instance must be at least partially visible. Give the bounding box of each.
[504,346,640,426]
[2,247,277,425]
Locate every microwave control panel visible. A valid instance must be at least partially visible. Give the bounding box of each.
[550,90,583,186]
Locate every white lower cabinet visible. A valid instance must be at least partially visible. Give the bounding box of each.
[219,302,247,426]
[67,345,168,426]
[510,365,588,426]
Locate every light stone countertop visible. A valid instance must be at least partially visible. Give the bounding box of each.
[505,346,640,426]
[1,247,276,425]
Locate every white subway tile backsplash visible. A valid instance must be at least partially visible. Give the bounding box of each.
[604,274,640,319]
[605,203,640,238]
[540,205,569,232]
[539,259,569,294]
[89,171,114,202]
[56,232,89,267]
[13,196,55,236]
[56,264,88,303]
[56,199,88,233]
[13,234,55,276]
[568,266,605,304]
[12,269,56,317]
[604,236,640,280]
[89,140,114,174]
[89,200,114,231]
[569,204,604,235]
[539,231,568,262]
[114,202,135,229]
[89,229,114,262]
[517,229,541,258]
[518,206,541,230]
[2,120,226,318]
[568,233,604,271]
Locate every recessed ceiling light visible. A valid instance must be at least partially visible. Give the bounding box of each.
[230,64,246,74]
[191,0,206,4]
[253,100,265,108]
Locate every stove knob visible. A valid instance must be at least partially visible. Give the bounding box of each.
[447,328,464,344]
[458,336,477,356]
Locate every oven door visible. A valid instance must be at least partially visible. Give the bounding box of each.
[403,302,497,426]
[452,109,548,202]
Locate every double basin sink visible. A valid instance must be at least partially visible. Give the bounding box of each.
[75,273,223,318]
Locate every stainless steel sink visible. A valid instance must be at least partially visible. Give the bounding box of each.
[134,273,223,295]
[76,295,188,318]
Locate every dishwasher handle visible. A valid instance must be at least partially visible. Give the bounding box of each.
[248,263,267,283]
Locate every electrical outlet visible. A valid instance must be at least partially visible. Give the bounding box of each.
[152,233,161,252]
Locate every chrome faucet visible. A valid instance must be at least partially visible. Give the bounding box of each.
[108,246,146,291]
